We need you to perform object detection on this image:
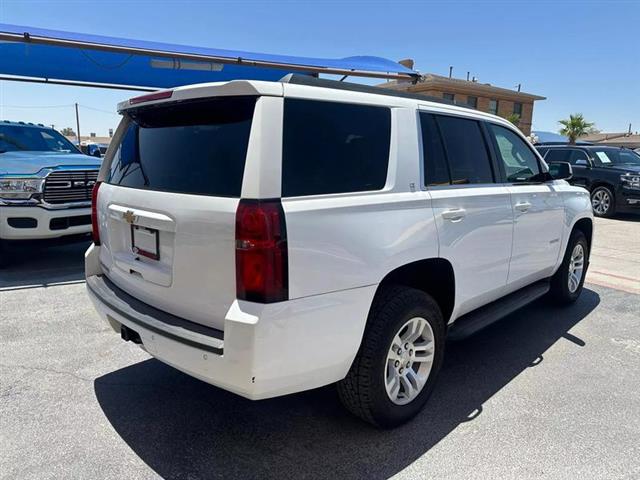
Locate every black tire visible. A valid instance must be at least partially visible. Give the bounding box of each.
[590,186,616,218]
[0,239,8,268]
[337,286,446,428]
[549,230,589,304]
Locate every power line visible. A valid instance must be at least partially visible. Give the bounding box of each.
[79,105,120,116]
[0,104,120,115]
[0,104,74,109]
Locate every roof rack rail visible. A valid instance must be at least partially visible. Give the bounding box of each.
[279,74,466,109]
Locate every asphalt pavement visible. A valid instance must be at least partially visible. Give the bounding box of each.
[1,217,639,480]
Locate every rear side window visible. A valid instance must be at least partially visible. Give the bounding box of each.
[435,115,494,184]
[282,99,391,197]
[108,96,257,197]
[420,113,450,186]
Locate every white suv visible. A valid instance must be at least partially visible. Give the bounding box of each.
[85,75,593,427]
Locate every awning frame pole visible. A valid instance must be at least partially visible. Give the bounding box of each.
[0,31,418,81]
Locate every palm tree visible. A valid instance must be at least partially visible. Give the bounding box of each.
[505,113,521,128]
[559,114,594,144]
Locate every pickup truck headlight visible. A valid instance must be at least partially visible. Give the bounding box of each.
[0,177,45,199]
[620,174,640,190]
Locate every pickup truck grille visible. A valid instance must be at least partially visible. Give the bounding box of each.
[43,170,99,205]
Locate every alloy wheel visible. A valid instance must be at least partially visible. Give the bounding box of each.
[568,243,585,293]
[591,189,611,215]
[384,316,435,405]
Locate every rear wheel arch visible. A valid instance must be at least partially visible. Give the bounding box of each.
[373,258,455,324]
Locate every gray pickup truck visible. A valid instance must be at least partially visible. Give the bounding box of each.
[0,121,101,264]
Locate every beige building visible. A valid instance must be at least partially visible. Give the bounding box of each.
[380,70,545,135]
[579,132,640,149]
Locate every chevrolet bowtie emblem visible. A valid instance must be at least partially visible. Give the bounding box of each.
[122,210,137,224]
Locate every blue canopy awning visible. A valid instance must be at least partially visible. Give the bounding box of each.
[0,23,418,91]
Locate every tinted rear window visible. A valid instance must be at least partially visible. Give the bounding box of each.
[434,115,494,184]
[282,99,391,197]
[420,113,450,186]
[108,96,257,197]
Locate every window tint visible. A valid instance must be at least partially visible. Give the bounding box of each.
[435,115,494,184]
[488,99,499,115]
[544,149,572,163]
[108,96,256,197]
[569,150,590,165]
[488,124,540,182]
[420,113,450,186]
[282,99,390,197]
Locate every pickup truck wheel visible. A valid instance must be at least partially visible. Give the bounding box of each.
[550,230,589,304]
[337,286,445,428]
[591,186,615,217]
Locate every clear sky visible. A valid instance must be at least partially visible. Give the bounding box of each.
[0,0,638,136]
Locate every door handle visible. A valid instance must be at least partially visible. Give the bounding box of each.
[442,208,467,222]
[515,201,532,212]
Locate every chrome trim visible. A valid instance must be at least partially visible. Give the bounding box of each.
[0,166,99,208]
[0,198,40,207]
[0,164,101,180]
[0,198,92,209]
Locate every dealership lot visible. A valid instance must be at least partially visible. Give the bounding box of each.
[1,217,639,480]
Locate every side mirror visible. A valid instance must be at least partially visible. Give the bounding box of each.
[548,162,573,180]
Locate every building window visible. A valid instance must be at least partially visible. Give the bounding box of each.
[442,93,455,102]
[489,99,499,115]
[466,96,478,109]
[513,102,523,116]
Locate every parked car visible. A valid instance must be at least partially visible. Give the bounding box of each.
[536,145,640,217]
[0,121,101,265]
[79,141,109,158]
[85,76,593,427]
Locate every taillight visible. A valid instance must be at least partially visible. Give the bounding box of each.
[235,199,288,303]
[91,181,102,245]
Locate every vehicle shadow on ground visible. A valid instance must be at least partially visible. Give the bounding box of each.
[94,289,600,480]
[614,214,640,223]
[0,240,89,290]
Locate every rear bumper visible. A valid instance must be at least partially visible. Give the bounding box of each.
[0,205,92,240]
[85,245,376,400]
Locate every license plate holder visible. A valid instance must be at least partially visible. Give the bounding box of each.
[131,225,159,260]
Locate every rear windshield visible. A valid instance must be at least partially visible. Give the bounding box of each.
[108,96,257,197]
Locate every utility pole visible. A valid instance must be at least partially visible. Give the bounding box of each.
[75,103,81,145]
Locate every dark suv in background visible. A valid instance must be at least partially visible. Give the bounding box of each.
[536,145,640,217]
